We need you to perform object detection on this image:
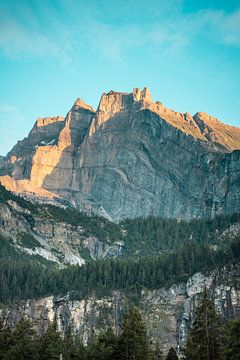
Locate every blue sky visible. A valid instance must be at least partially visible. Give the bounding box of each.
[0,0,240,155]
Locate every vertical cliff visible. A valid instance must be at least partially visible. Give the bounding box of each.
[0,88,240,221]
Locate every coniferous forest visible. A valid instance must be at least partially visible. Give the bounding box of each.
[1,294,240,360]
[1,185,240,358]
[1,184,240,304]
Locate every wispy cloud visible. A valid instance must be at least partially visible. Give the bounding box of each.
[0,1,74,67]
[178,8,240,48]
[218,9,240,47]
[0,0,239,67]
[81,6,240,63]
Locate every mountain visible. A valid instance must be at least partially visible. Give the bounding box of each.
[0,87,240,222]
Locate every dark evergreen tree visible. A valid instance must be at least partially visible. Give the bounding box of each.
[87,328,118,360]
[184,288,223,360]
[38,319,64,360]
[62,325,83,359]
[117,307,149,360]
[225,317,240,360]
[0,318,13,360]
[165,347,178,360]
[3,318,38,360]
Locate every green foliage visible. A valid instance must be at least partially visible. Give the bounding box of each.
[2,183,240,258]
[1,230,240,303]
[120,214,240,257]
[0,319,12,359]
[3,318,39,360]
[0,310,151,360]
[87,328,118,360]
[17,232,41,248]
[1,309,240,360]
[230,236,240,260]
[0,234,56,303]
[1,183,240,310]
[63,325,85,360]
[117,307,149,360]
[38,319,64,360]
[225,318,240,360]
[165,347,178,360]
[184,288,223,360]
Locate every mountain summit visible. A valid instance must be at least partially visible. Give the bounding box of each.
[0,87,240,221]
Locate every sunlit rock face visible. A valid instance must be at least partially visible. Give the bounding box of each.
[1,88,240,221]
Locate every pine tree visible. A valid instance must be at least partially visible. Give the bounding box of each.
[87,328,118,360]
[38,319,64,360]
[3,317,38,360]
[166,347,178,360]
[62,325,82,359]
[225,317,240,360]
[0,318,13,359]
[117,306,149,360]
[184,288,223,360]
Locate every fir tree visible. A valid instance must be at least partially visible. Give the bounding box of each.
[38,319,64,360]
[62,325,83,360]
[87,328,118,360]
[117,306,149,360]
[3,318,38,360]
[225,317,240,360]
[184,288,223,360]
[0,318,13,359]
[165,347,178,360]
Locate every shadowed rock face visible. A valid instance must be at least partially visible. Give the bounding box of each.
[0,87,240,221]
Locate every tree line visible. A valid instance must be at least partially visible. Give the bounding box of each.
[1,292,240,360]
[0,307,166,360]
[1,232,240,303]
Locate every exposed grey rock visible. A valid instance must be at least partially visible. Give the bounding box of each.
[1,88,240,221]
[1,267,240,355]
[0,200,124,265]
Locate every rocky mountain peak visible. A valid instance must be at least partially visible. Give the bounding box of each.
[96,87,153,124]
[194,111,220,125]
[98,87,153,111]
[193,111,240,151]
[133,87,152,104]
[34,116,65,128]
[71,98,95,113]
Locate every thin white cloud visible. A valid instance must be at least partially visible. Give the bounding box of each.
[221,10,240,47]
[0,1,239,67]
[179,8,240,48]
[0,1,73,66]
[81,7,240,63]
